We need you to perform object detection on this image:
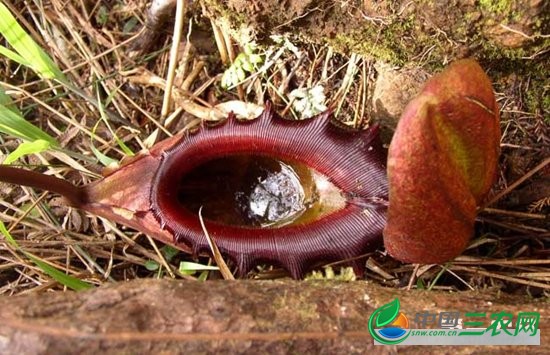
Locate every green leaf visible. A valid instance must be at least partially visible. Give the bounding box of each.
[243,44,255,55]
[240,56,253,72]
[96,5,109,26]
[375,298,400,328]
[161,245,180,262]
[145,247,179,272]
[27,254,93,291]
[144,260,160,271]
[3,139,52,164]
[179,261,219,275]
[90,144,118,167]
[0,104,57,144]
[248,54,263,64]
[236,67,246,82]
[123,17,138,34]
[0,86,18,113]
[95,84,134,157]
[21,202,41,218]
[0,221,93,291]
[0,220,18,248]
[90,118,119,167]
[0,45,29,66]
[221,70,233,89]
[197,271,209,281]
[0,3,67,82]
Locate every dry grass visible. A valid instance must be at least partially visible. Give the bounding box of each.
[0,1,548,297]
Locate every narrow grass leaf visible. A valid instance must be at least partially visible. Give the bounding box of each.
[0,104,57,144]
[0,45,29,66]
[90,144,118,167]
[89,119,118,166]
[179,261,219,275]
[96,84,134,156]
[3,139,52,164]
[0,86,18,113]
[0,220,18,248]
[0,3,66,82]
[26,254,93,291]
[0,222,93,291]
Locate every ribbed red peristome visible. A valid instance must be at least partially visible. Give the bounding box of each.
[150,104,388,278]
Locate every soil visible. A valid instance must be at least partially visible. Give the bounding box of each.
[202,0,549,138]
[205,0,549,62]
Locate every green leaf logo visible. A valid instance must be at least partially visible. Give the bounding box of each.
[368,298,411,345]
[375,298,400,327]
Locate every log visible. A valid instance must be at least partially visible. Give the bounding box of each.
[0,279,547,354]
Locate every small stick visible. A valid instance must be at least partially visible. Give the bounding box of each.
[161,0,186,121]
[481,207,546,219]
[481,157,550,209]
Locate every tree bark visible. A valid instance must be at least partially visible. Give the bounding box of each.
[0,279,547,354]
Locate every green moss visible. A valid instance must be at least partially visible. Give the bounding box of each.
[479,0,528,22]
[330,32,403,64]
[523,66,550,121]
[475,32,549,123]
[201,0,247,29]
[327,16,424,65]
[326,0,549,124]
[479,39,526,60]
[479,0,513,15]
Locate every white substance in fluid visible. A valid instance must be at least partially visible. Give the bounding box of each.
[246,162,306,227]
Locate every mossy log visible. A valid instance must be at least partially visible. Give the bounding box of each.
[0,279,548,353]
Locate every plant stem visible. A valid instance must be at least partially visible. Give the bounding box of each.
[0,166,86,207]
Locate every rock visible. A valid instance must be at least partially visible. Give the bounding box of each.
[371,63,429,138]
